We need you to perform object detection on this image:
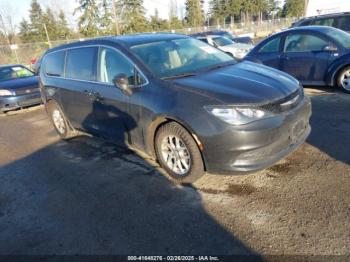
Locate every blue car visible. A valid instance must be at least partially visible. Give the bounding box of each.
[0,64,41,113]
[245,26,350,93]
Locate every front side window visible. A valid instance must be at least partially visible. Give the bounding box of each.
[98,47,145,86]
[130,38,233,78]
[259,37,281,53]
[0,66,34,81]
[66,47,97,81]
[284,33,328,52]
[44,51,65,77]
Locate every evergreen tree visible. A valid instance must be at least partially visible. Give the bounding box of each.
[42,7,58,40]
[117,0,150,33]
[150,8,169,31]
[28,0,45,41]
[168,0,183,29]
[282,0,305,17]
[57,10,71,39]
[99,0,113,35]
[18,19,32,43]
[74,0,100,37]
[185,0,204,27]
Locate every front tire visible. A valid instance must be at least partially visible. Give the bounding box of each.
[336,66,350,93]
[155,122,204,184]
[47,100,76,139]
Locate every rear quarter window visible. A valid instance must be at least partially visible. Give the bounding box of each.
[44,51,65,77]
[258,37,281,53]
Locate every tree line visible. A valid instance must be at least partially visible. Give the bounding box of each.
[0,0,306,45]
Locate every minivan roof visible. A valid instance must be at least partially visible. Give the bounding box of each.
[45,33,189,55]
[297,12,350,22]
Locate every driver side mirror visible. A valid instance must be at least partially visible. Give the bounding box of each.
[113,73,132,96]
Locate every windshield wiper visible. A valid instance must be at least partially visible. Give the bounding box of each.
[162,72,198,80]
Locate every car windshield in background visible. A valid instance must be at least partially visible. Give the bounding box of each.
[130,38,234,78]
[213,36,233,46]
[223,33,234,40]
[0,66,34,82]
[324,28,350,48]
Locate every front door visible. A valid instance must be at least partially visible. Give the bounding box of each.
[281,33,332,85]
[91,46,144,146]
[254,36,282,69]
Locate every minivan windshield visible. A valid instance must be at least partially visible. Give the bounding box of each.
[130,38,234,78]
[0,66,34,82]
[324,28,350,48]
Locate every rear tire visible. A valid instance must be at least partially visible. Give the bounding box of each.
[47,100,76,139]
[155,122,204,184]
[336,66,350,93]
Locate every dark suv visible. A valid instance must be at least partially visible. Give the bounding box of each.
[39,34,311,183]
[292,12,350,33]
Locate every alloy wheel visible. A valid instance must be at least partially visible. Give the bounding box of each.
[339,69,350,92]
[161,135,191,175]
[52,109,66,135]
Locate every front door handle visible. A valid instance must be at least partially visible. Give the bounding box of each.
[84,89,93,96]
[91,91,104,102]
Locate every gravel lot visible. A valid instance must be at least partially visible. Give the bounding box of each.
[0,88,349,258]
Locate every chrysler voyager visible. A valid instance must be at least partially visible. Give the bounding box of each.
[39,34,311,183]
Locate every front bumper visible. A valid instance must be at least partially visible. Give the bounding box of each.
[202,96,312,175]
[0,92,42,112]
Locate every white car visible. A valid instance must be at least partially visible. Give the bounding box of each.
[196,35,254,60]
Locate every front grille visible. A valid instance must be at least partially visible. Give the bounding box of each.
[259,88,303,113]
[15,86,39,96]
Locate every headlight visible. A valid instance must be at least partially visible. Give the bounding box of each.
[0,89,13,96]
[205,106,275,125]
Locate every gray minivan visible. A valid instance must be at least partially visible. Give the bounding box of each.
[39,34,311,183]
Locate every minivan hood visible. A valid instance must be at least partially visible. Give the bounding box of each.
[0,76,38,90]
[171,61,300,105]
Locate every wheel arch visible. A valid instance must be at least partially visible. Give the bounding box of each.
[146,115,207,171]
[327,62,350,87]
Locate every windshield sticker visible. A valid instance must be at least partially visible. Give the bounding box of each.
[200,46,219,54]
[12,67,23,71]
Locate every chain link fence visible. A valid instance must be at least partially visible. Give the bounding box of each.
[0,17,297,66]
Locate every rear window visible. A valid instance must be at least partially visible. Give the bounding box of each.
[65,47,97,81]
[44,51,65,77]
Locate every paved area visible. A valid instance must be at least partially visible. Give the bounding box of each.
[0,88,349,256]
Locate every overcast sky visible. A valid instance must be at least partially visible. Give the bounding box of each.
[0,0,204,29]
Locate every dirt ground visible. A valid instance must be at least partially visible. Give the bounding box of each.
[0,88,349,258]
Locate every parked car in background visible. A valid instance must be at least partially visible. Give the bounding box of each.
[30,58,42,74]
[192,30,253,45]
[291,12,350,33]
[194,34,253,60]
[40,33,311,183]
[245,26,350,93]
[0,64,41,113]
